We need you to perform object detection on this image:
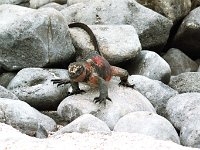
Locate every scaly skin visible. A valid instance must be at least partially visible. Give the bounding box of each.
[52,22,134,105]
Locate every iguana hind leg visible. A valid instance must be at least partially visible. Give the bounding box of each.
[111,66,134,88]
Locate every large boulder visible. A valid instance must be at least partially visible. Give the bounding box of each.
[169,72,200,93]
[57,78,156,129]
[61,0,173,51]
[162,48,198,75]
[0,5,75,71]
[0,98,56,136]
[7,68,69,110]
[125,50,171,84]
[69,25,141,64]
[173,7,200,59]
[136,0,191,22]
[128,75,178,117]
[114,111,180,144]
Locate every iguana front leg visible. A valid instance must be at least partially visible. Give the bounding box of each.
[93,77,111,105]
[111,66,134,88]
[68,82,85,96]
[51,79,70,87]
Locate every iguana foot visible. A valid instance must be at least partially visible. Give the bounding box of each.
[51,79,70,87]
[93,96,112,105]
[119,81,135,88]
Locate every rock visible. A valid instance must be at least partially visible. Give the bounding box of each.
[54,114,110,136]
[136,0,191,22]
[0,5,75,71]
[191,0,200,9]
[173,7,200,59]
[169,72,200,93]
[36,124,48,139]
[57,78,156,129]
[166,93,200,130]
[162,48,198,75]
[0,85,18,100]
[0,123,196,150]
[69,25,141,64]
[180,118,200,148]
[166,93,200,147]
[125,50,171,84]
[0,72,16,87]
[7,68,69,110]
[0,98,56,136]
[61,0,173,51]
[40,2,66,11]
[0,0,28,5]
[128,75,178,117]
[30,0,67,9]
[113,111,180,144]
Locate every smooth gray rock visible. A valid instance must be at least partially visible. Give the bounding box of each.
[0,98,56,136]
[57,78,156,130]
[163,48,198,75]
[61,0,173,51]
[0,72,16,88]
[169,72,200,93]
[0,5,75,71]
[0,85,18,100]
[180,118,200,148]
[30,0,67,8]
[69,25,141,64]
[173,7,200,59]
[136,0,191,22]
[166,93,200,130]
[0,123,196,150]
[114,111,180,144]
[54,114,110,136]
[126,50,171,84]
[0,0,28,4]
[128,75,178,117]
[7,68,69,110]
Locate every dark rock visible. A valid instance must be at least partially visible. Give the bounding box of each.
[173,7,200,59]
[169,72,200,93]
[136,0,191,22]
[162,48,198,75]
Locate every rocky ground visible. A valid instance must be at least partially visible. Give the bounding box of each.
[1,0,200,149]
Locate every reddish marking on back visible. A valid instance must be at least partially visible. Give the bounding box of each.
[91,56,105,67]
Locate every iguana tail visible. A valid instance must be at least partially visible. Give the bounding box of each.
[68,22,101,55]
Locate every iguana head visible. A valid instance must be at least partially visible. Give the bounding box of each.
[68,62,86,82]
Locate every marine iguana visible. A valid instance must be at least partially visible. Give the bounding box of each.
[52,22,134,105]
